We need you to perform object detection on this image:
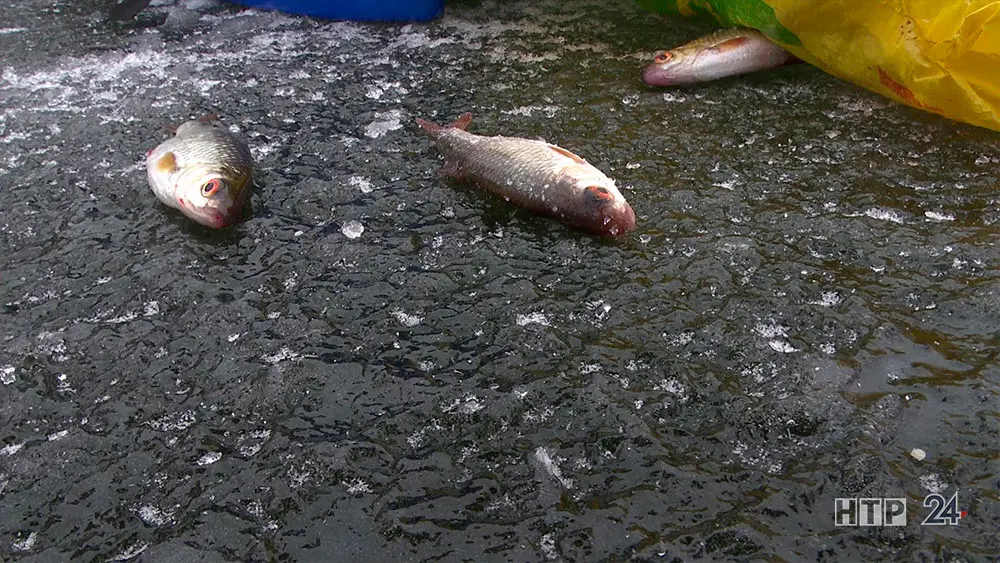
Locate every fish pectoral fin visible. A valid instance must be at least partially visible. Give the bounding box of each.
[547,145,587,165]
[437,160,463,179]
[154,151,179,175]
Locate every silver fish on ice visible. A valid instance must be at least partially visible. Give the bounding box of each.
[416,113,636,237]
[146,115,253,228]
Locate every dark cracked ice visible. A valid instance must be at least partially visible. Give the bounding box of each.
[1,0,999,561]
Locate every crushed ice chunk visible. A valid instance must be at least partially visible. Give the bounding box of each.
[391,309,423,327]
[108,541,149,561]
[809,291,842,307]
[348,175,374,193]
[137,505,173,526]
[343,478,374,495]
[924,211,955,222]
[910,448,927,461]
[863,207,905,224]
[147,411,196,432]
[341,220,364,239]
[768,340,799,353]
[261,347,299,364]
[534,447,573,489]
[919,473,948,494]
[1,443,25,456]
[11,531,37,553]
[364,109,404,138]
[442,395,484,415]
[516,311,550,327]
[754,323,788,339]
[1,366,14,385]
[196,452,222,466]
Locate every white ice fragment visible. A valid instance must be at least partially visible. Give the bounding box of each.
[534,447,573,489]
[364,109,404,138]
[924,211,955,222]
[540,533,558,560]
[809,291,842,307]
[143,301,160,316]
[1,443,24,456]
[341,220,364,239]
[910,448,927,461]
[227,333,240,342]
[261,347,299,364]
[1,366,14,385]
[441,395,484,415]
[343,478,374,495]
[768,340,799,353]
[11,531,37,552]
[919,473,948,494]
[516,312,550,327]
[47,430,69,441]
[391,309,423,327]
[348,175,374,193]
[108,541,149,561]
[196,452,222,466]
[754,323,788,339]
[147,411,196,432]
[501,105,560,117]
[863,207,906,224]
[137,505,173,526]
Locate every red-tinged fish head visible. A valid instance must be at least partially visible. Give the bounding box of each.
[642,48,700,86]
[576,184,636,237]
[175,169,250,229]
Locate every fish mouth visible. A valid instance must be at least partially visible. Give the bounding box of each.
[183,205,239,229]
[642,63,691,87]
[600,203,637,237]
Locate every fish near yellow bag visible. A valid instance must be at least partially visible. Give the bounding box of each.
[636,0,1000,132]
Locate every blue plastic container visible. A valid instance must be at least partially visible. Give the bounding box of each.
[232,0,444,22]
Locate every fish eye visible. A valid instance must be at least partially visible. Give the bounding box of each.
[585,185,614,203]
[201,178,224,197]
[654,51,673,63]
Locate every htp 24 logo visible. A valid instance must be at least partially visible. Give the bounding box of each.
[834,492,966,526]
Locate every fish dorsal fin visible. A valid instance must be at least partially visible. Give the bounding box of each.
[547,145,587,165]
[709,36,751,53]
[154,151,178,174]
[162,114,219,134]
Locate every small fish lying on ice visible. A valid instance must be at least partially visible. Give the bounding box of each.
[642,28,801,86]
[416,113,636,237]
[146,115,253,228]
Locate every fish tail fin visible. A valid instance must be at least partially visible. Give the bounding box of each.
[416,112,473,136]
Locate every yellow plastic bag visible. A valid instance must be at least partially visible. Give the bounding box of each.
[637,0,1000,132]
